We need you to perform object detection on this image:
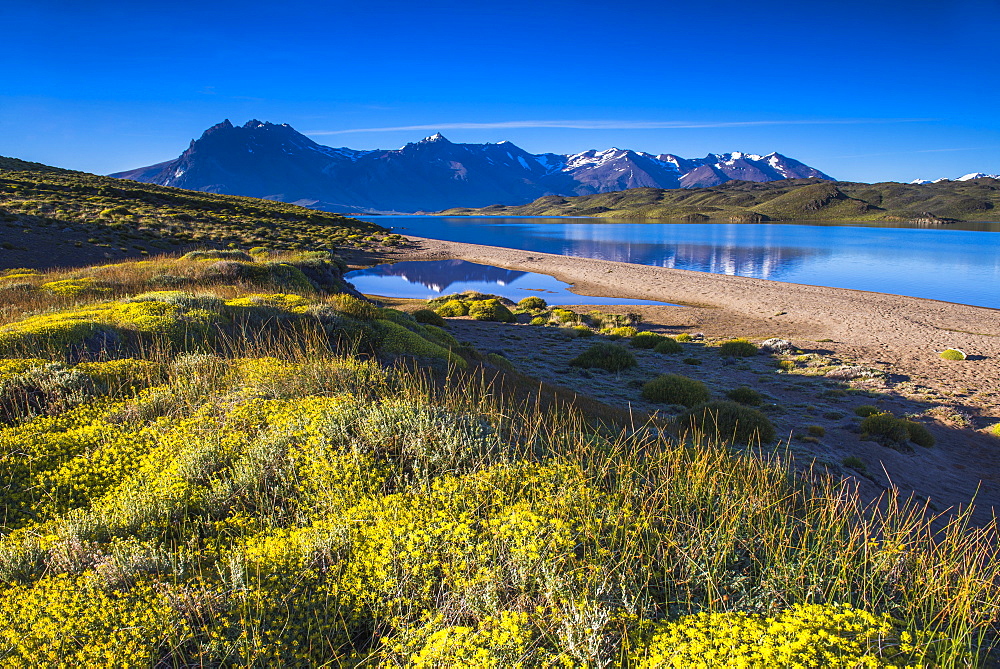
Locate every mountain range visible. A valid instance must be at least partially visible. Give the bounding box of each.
[911,173,1000,185]
[111,120,833,214]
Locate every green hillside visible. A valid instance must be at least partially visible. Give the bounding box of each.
[439,178,1000,222]
[0,157,395,269]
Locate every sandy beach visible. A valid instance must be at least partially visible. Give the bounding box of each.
[353,235,1000,524]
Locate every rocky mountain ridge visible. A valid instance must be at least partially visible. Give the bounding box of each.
[112,120,833,213]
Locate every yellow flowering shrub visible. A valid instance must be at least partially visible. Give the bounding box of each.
[0,573,189,667]
[40,277,110,297]
[0,351,993,667]
[386,611,539,667]
[224,292,312,310]
[635,603,948,668]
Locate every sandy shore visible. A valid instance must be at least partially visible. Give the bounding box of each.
[387,235,1000,398]
[355,235,1000,523]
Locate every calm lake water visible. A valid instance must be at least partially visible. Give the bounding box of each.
[358,216,1000,309]
[345,259,672,306]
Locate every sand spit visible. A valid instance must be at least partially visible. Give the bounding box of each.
[358,235,1000,524]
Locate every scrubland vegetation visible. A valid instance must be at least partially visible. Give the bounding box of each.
[0,254,996,667]
[0,157,401,268]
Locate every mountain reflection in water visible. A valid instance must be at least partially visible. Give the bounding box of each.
[348,259,528,292]
[356,216,1000,308]
[344,260,673,306]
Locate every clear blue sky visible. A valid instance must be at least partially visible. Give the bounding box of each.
[2,0,998,183]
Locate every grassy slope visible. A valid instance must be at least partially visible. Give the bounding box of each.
[438,177,1000,222]
[0,160,997,666]
[0,156,400,270]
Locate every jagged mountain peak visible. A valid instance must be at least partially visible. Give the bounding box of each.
[112,120,833,213]
[420,132,450,143]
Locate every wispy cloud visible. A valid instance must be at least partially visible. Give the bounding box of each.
[306,118,933,136]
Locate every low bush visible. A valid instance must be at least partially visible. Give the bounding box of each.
[328,294,380,321]
[529,316,547,326]
[854,405,881,418]
[570,326,594,338]
[807,425,826,437]
[608,326,638,338]
[940,348,967,360]
[552,308,578,324]
[842,456,866,472]
[718,339,757,357]
[434,300,468,317]
[516,296,547,310]
[675,333,693,342]
[569,342,637,372]
[630,332,666,349]
[484,352,514,371]
[412,309,445,327]
[653,338,683,355]
[860,412,910,446]
[726,386,763,406]
[641,374,710,408]
[681,400,776,444]
[905,420,935,448]
[180,249,253,261]
[683,357,702,365]
[860,412,934,449]
[468,299,515,323]
[636,603,936,668]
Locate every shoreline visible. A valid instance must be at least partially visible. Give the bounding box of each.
[347,235,1000,523]
[358,234,1000,417]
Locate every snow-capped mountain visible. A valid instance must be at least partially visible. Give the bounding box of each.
[112,120,833,213]
[910,173,1000,184]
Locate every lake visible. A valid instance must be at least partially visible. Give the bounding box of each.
[357,216,1000,309]
[345,259,673,306]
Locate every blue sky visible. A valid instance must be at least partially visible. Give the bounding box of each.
[2,0,998,182]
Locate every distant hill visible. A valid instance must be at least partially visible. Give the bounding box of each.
[438,177,1000,222]
[0,156,384,269]
[111,119,833,213]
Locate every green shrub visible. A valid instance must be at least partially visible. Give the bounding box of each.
[726,386,763,406]
[486,352,515,371]
[412,309,445,327]
[552,308,578,324]
[807,425,826,437]
[842,456,866,472]
[675,333,693,342]
[854,405,880,418]
[327,294,380,321]
[180,249,253,261]
[608,326,638,338]
[529,316,547,326]
[682,400,776,444]
[569,343,637,372]
[860,412,908,445]
[641,374,710,408]
[905,420,935,448]
[570,326,594,338]
[630,332,666,349]
[516,296,547,310]
[434,300,468,317]
[468,299,515,323]
[421,325,460,349]
[718,339,757,357]
[652,337,685,355]
[683,357,702,365]
[940,348,967,360]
